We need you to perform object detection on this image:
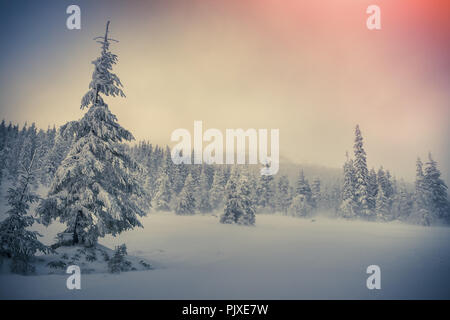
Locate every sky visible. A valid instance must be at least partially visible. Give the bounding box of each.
[0,0,449,182]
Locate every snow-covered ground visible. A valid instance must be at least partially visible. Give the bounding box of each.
[1,212,449,299]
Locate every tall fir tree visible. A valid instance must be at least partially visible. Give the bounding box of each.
[423,153,449,223]
[353,125,372,218]
[37,21,146,246]
[413,157,431,225]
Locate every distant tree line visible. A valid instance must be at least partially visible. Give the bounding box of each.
[1,120,448,227]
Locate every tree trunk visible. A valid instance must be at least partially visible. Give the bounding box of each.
[73,211,81,245]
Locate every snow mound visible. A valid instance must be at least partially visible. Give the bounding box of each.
[1,244,152,275]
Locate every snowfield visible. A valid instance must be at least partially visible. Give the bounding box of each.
[1,212,450,299]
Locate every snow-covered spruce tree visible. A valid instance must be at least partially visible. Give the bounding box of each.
[376,167,393,219]
[5,123,21,180]
[107,244,131,273]
[413,157,432,225]
[353,125,372,219]
[375,184,390,221]
[384,170,395,199]
[18,123,40,184]
[339,152,357,219]
[311,177,321,210]
[367,168,378,211]
[43,127,74,185]
[151,174,172,211]
[276,175,292,215]
[209,168,226,211]
[175,173,196,215]
[37,21,146,246]
[39,126,57,186]
[220,167,240,224]
[152,150,174,211]
[392,182,413,221]
[236,172,256,226]
[295,170,313,205]
[248,172,259,209]
[0,120,7,185]
[289,194,312,217]
[0,152,51,274]
[196,168,212,213]
[255,163,276,213]
[423,153,449,223]
[171,149,189,196]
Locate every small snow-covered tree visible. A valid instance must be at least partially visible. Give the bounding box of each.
[276,175,292,215]
[392,182,413,221]
[37,21,146,246]
[196,168,212,213]
[220,167,240,224]
[175,173,196,215]
[151,174,171,211]
[311,177,321,210]
[412,157,431,225]
[256,164,276,213]
[209,168,226,210]
[296,170,311,198]
[43,127,74,184]
[340,152,357,219]
[236,173,256,226]
[220,168,255,225]
[295,170,313,212]
[0,152,51,274]
[375,184,390,221]
[367,168,378,211]
[107,244,131,273]
[289,194,312,217]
